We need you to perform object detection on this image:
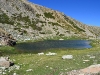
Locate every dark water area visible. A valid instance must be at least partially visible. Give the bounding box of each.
[15,40,92,52]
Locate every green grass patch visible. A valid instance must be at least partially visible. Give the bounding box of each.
[0,13,14,25]
[0,40,100,75]
[44,12,55,19]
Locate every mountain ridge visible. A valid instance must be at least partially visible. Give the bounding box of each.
[0,0,100,44]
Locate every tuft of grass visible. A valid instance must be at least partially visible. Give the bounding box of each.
[44,12,55,19]
[36,14,41,18]
[0,46,18,56]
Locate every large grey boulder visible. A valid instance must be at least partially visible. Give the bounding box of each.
[0,57,14,68]
[0,60,10,68]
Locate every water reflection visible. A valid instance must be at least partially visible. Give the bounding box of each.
[15,40,91,51]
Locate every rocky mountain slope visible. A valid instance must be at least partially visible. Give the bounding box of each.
[0,0,100,43]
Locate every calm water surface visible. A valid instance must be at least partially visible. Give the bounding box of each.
[15,40,91,52]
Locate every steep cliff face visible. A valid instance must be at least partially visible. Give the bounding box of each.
[0,0,100,43]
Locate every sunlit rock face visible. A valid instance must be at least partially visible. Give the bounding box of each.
[0,0,100,42]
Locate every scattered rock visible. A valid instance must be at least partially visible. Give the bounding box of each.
[83,60,90,62]
[13,73,17,75]
[46,52,57,56]
[26,69,33,72]
[38,52,44,55]
[59,39,64,40]
[90,56,95,59]
[2,72,6,75]
[14,65,20,70]
[0,67,6,70]
[62,55,73,59]
[8,65,20,71]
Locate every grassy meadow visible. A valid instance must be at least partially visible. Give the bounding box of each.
[0,39,100,75]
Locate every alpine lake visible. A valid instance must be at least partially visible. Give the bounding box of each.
[15,40,91,52]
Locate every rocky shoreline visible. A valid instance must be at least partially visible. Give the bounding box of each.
[0,33,16,46]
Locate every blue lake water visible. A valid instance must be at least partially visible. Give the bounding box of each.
[15,40,92,52]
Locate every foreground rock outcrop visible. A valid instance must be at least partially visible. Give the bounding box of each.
[0,57,14,68]
[0,57,20,75]
[67,64,100,75]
